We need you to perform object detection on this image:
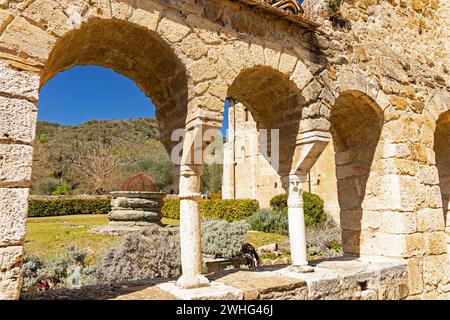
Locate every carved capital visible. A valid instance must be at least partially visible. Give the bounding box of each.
[282,174,307,208]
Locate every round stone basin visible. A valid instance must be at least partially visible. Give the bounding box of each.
[108,191,166,224]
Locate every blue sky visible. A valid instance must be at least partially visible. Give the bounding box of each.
[39,66,228,134]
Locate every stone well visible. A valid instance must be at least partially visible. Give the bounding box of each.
[91,173,166,235]
[108,191,166,227]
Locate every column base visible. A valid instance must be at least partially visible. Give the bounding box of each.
[176,274,210,289]
[288,264,314,273]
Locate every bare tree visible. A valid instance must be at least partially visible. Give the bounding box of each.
[63,137,136,194]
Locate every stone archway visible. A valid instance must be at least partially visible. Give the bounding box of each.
[425,90,450,259]
[435,112,450,252]
[41,18,188,151]
[0,12,197,298]
[330,91,384,255]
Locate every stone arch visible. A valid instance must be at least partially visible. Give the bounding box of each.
[423,90,450,254]
[330,90,385,255]
[227,65,318,177]
[40,18,188,152]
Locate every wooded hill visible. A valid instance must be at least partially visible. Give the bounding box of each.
[32,118,223,195]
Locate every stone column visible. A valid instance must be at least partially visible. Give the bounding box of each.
[284,174,312,271]
[176,165,209,289]
[0,61,40,299]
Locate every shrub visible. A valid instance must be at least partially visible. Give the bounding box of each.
[201,220,250,259]
[161,199,181,220]
[22,246,97,291]
[200,199,259,222]
[96,227,181,283]
[303,192,327,227]
[327,0,345,16]
[28,197,111,217]
[269,192,327,227]
[207,193,222,200]
[35,178,65,195]
[52,182,73,196]
[270,194,288,210]
[246,209,289,236]
[306,216,342,258]
[162,199,259,222]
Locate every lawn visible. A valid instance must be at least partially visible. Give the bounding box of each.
[25,215,286,264]
[24,215,180,264]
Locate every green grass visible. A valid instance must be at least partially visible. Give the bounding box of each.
[25,215,180,264]
[25,214,120,264]
[25,214,286,264]
[246,230,289,248]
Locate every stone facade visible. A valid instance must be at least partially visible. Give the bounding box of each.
[222,101,340,221]
[0,0,448,299]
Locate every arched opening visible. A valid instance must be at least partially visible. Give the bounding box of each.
[41,19,188,152]
[330,91,383,255]
[434,111,450,251]
[225,66,304,205]
[33,65,175,195]
[24,18,189,291]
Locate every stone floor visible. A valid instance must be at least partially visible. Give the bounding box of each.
[21,256,408,300]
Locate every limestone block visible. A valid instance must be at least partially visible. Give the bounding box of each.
[0,9,12,34]
[425,232,447,255]
[0,62,40,101]
[0,144,33,186]
[179,33,208,60]
[264,42,282,69]
[289,60,313,91]
[111,0,135,20]
[405,233,426,257]
[157,281,243,300]
[185,14,222,45]
[157,15,191,43]
[407,257,424,295]
[417,165,439,186]
[417,208,445,232]
[0,17,56,61]
[0,97,37,144]
[0,245,23,300]
[302,79,323,104]
[109,209,162,222]
[425,185,443,209]
[375,90,391,112]
[129,8,161,32]
[381,212,417,234]
[22,0,75,36]
[278,52,297,75]
[423,254,448,287]
[375,233,407,258]
[188,57,217,84]
[207,77,228,100]
[0,188,29,247]
[222,41,254,74]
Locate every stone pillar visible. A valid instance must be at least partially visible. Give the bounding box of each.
[284,174,312,270]
[0,61,39,300]
[176,165,209,289]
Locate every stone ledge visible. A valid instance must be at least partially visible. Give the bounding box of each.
[20,256,409,300]
[157,281,244,300]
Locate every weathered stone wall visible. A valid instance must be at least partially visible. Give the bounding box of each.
[222,101,340,218]
[0,0,329,298]
[306,0,450,299]
[0,0,448,299]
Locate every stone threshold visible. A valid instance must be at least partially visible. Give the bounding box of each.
[21,256,408,300]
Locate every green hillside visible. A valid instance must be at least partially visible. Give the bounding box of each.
[31,118,223,195]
